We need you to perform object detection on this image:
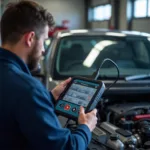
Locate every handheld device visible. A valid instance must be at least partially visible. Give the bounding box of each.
[55,77,105,119]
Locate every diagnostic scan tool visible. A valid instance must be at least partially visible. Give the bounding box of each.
[55,77,105,119]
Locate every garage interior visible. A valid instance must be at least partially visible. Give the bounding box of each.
[1,0,150,150]
[0,0,150,32]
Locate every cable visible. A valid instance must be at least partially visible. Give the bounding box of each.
[64,119,77,131]
[97,109,101,123]
[116,107,149,120]
[93,58,120,92]
[107,111,112,122]
[64,119,71,128]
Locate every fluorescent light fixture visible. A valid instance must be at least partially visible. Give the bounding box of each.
[106,32,126,37]
[83,40,116,67]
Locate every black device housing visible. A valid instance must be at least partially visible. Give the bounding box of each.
[55,77,105,119]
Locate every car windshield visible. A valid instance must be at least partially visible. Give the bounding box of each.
[55,35,150,78]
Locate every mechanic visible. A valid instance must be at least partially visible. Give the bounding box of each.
[0,1,97,150]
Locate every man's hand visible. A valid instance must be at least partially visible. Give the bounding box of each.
[51,77,72,101]
[78,106,97,132]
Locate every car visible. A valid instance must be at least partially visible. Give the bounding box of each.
[44,29,150,89]
[42,29,150,150]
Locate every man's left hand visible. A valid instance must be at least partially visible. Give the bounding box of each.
[51,77,72,101]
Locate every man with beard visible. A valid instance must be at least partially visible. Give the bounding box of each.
[0,1,97,150]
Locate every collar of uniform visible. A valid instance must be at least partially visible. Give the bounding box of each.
[0,47,31,75]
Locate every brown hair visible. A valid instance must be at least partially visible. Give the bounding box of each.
[0,0,54,44]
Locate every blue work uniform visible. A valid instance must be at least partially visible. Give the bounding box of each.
[0,48,91,150]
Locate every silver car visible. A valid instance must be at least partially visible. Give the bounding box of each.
[42,29,150,92]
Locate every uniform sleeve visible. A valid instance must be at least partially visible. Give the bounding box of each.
[49,91,57,105]
[15,87,91,150]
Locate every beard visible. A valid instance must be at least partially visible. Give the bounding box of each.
[27,42,41,72]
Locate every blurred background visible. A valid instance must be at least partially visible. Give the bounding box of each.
[1,0,150,88]
[0,0,150,33]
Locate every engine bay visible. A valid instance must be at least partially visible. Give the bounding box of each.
[88,90,150,150]
[64,85,150,150]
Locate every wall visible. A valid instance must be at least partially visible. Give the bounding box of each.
[89,0,126,30]
[91,21,109,29]
[90,0,110,29]
[36,0,85,29]
[91,0,109,6]
[119,0,128,30]
[1,0,85,29]
[90,0,150,33]
[132,19,150,33]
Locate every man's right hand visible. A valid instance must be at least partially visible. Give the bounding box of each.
[78,106,98,132]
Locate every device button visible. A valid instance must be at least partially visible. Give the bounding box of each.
[72,107,77,113]
[59,103,65,108]
[64,104,71,110]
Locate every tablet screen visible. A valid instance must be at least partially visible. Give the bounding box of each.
[62,79,99,107]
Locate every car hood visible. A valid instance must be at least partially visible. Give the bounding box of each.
[49,79,150,94]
